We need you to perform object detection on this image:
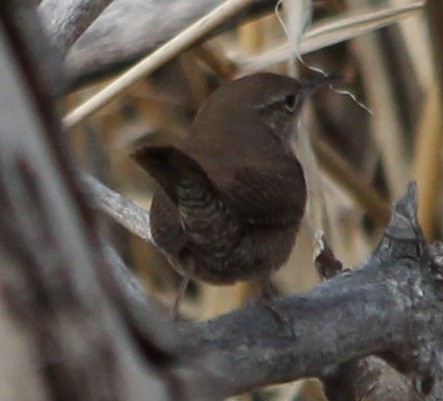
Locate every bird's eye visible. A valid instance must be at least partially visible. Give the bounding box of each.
[284,94,296,112]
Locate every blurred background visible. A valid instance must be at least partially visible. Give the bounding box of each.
[63,0,439,399]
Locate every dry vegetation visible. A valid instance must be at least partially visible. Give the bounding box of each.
[1,0,443,400]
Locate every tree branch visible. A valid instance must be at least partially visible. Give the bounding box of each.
[63,0,278,88]
[324,357,420,401]
[177,185,443,398]
[93,179,443,399]
[62,0,256,129]
[314,232,418,401]
[38,0,114,56]
[81,174,443,399]
[82,173,153,243]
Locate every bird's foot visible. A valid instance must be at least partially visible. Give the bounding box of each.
[244,282,296,337]
[169,271,193,321]
[259,294,297,338]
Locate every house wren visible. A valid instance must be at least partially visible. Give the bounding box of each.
[133,72,333,308]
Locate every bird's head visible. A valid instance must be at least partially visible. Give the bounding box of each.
[193,72,337,143]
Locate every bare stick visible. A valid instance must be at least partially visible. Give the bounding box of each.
[413,87,443,238]
[239,1,424,73]
[63,0,253,130]
[81,173,153,243]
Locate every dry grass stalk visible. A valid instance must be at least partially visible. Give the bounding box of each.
[239,1,424,73]
[63,0,254,130]
[413,86,442,238]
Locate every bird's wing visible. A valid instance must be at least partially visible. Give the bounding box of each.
[220,166,307,225]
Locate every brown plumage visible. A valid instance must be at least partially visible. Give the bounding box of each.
[133,73,332,287]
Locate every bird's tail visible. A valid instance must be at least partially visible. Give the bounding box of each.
[131,145,218,204]
[132,145,241,251]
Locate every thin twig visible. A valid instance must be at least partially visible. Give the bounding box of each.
[63,0,253,130]
[413,86,442,239]
[239,1,424,74]
[388,0,432,90]
[346,0,410,199]
[425,0,443,119]
[81,173,153,243]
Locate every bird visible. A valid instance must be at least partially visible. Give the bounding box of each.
[132,72,334,315]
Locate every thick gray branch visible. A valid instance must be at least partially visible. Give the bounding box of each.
[64,0,277,87]
[181,260,427,395]
[82,171,443,399]
[106,184,443,399]
[314,234,419,401]
[325,357,420,401]
[81,175,443,399]
[38,0,113,56]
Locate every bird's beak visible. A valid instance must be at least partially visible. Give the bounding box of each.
[300,74,341,97]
